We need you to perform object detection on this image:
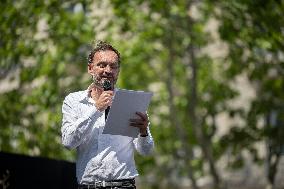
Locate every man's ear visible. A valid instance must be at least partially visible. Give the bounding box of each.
[88,64,94,75]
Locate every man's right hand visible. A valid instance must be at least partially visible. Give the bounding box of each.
[95,91,114,112]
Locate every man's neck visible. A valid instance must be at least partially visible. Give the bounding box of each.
[90,85,103,101]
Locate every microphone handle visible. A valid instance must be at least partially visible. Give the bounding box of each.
[103,80,112,120]
[105,106,110,120]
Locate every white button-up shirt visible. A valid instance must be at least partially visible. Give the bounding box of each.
[61,88,154,184]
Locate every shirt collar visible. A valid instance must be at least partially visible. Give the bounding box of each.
[77,83,94,102]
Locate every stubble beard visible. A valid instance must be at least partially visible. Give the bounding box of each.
[92,74,116,89]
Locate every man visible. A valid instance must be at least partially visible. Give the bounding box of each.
[61,41,154,189]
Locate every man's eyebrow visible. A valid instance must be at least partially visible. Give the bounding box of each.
[96,61,118,64]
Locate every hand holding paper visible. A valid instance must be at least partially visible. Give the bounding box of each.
[129,112,149,136]
[102,89,153,137]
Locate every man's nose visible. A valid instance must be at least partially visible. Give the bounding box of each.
[104,65,113,73]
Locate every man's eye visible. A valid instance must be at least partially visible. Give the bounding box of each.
[96,63,118,69]
[97,64,106,68]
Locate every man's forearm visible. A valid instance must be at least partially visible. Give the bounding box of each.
[61,98,103,149]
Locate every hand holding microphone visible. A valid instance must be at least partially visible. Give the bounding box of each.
[95,80,114,112]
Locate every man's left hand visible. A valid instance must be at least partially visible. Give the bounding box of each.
[129,112,149,136]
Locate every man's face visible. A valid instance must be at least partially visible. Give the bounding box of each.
[88,50,120,89]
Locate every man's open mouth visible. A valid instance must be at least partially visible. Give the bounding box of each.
[101,76,112,80]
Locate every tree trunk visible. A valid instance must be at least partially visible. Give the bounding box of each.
[184,7,221,187]
[266,112,283,189]
[165,35,199,189]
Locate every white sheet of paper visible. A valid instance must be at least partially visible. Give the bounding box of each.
[102,89,153,138]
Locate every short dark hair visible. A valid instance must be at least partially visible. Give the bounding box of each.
[87,40,121,65]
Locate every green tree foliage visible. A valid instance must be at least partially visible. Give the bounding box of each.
[1,0,283,188]
[208,0,284,186]
[0,0,95,160]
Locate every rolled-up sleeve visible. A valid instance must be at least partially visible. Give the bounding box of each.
[61,94,103,149]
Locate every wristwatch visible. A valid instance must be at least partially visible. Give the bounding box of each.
[140,131,148,137]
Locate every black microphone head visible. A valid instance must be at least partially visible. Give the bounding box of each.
[103,80,112,91]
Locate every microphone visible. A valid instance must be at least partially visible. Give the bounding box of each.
[103,80,112,91]
[103,80,112,120]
